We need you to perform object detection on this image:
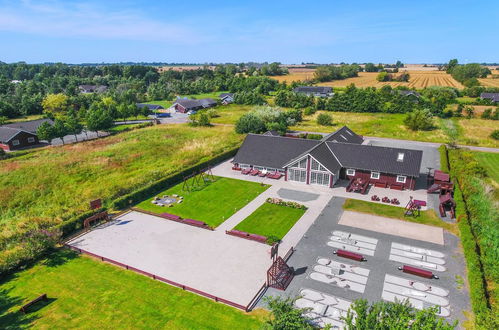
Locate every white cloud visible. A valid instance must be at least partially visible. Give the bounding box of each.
[0,0,202,43]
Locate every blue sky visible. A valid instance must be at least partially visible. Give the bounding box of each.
[0,0,498,64]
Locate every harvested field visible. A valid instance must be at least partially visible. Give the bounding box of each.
[317,71,463,88]
[457,118,499,147]
[479,70,499,88]
[273,68,315,83]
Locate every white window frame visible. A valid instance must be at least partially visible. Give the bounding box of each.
[12,139,20,146]
[396,175,407,183]
[240,164,251,169]
[27,137,35,143]
[370,172,380,179]
[397,153,405,162]
[346,169,355,176]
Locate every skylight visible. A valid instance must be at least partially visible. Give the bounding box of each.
[397,153,405,162]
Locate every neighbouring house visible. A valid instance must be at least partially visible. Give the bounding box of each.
[398,90,421,101]
[480,92,499,103]
[172,98,217,113]
[0,118,54,151]
[136,103,164,111]
[78,85,108,94]
[220,93,234,105]
[263,130,281,137]
[232,126,422,190]
[293,86,333,97]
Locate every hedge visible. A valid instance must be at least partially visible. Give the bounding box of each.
[110,147,239,210]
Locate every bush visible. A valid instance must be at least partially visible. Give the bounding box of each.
[235,112,266,134]
[491,130,499,140]
[266,235,281,245]
[263,296,312,330]
[316,113,332,126]
[404,109,434,131]
[303,107,316,116]
[266,197,307,210]
[0,148,6,160]
[306,134,323,140]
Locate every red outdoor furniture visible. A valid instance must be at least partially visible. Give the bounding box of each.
[371,195,380,201]
[250,169,260,176]
[226,230,268,244]
[399,265,437,279]
[334,249,366,261]
[382,196,390,203]
[258,171,267,177]
[267,172,283,179]
[232,166,241,171]
[391,198,400,205]
[241,168,251,175]
[183,218,207,228]
[374,181,387,188]
[160,213,182,221]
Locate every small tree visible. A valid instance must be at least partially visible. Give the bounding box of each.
[53,119,68,144]
[0,116,7,125]
[86,108,113,136]
[263,296,312,330]
[317,113,333,126]
[404,109,434,131]
[464,105,474,118]
[117,104,131,123]
[235,112,266,134]
[36,121,56,144]
[0,148,6,159]
[65,112,83,142]
[491,130,499,140]
[41,93,69,116]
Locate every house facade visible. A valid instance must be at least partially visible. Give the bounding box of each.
[232,126,422,190]
[293,86,333,97]
[480,92,499,103]
[220,93,234,105]
[172,98,217,113]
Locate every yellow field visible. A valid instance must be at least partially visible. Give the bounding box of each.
[478,69,499,87]
[273,68,315,83]
[457,119,499,147]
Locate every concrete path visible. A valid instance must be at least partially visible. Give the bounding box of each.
[338,211,444,245]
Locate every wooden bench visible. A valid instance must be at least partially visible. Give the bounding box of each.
[374,181,387,188]
[390,183,404,190]
[160,213,182,221]
[183,218,207,227]
[19,294,48,314]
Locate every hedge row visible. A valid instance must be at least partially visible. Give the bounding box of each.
[110,147,239,210]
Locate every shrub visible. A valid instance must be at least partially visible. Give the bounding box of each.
[481,108,493,119]
[491,130,499,140]
[235,112,266,134]
[306,134,323,140]
[266,197,307,210]
[0,148,6,160]
[263,296,312,330]
[316,113,332,126]
[404,109,434,131]
[303,107,316,116]
[206,108,220,118]
[266,235,281,245]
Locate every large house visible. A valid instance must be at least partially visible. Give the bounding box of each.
[232,126,423,190]
[0,118,54,151]
[78,85,108,94]
[293,86,333,97]
[480,92,499,103]
[172,98,217,113]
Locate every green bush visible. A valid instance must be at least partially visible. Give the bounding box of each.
[491,130,499,140]
[306,133,323,140]
[404,109,434,131]
[316,113,332,126]
[266,235,281,245]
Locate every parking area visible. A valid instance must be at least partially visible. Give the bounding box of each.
[261,197,470,328]
[68,210,272,307]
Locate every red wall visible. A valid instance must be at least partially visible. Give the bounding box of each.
[342,169,416,190]
[0,143,9,151]
[175,104,187,113]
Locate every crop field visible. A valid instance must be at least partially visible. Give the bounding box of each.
[478,70,499,87]
[273,68,315,83]
[317,71,463,88]
[0,125,243,237]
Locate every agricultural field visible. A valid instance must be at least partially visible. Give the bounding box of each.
[273,68,315,83]
[0,125,243,235]
[456,118,499,147]
[234,203,306,240]
[0,249,265,329]
[478,69,499,88]
[135,177,269,228]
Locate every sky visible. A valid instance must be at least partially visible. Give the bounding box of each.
[0,0,498,64]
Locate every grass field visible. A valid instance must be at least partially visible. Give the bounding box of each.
[234,203,306,240]
[210,104,254,124]
[0,249,265,329]
[135,177,269,227]
[474,152,499,185]
[108,123,142,133]
[342,199,457,235]
[456,118,499,147]
[0,125,243,238]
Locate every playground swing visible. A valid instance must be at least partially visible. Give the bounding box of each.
[404,196,426,217]
[181,167,215,192]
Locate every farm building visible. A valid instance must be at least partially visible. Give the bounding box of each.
[232,126,422,190]
[220,93,234,104]
[136,103,164,111]
[293,86,333,97]
[480,92,499,103]
[172,98,217,113]
[0,118,54,151]
[78,85,108,94]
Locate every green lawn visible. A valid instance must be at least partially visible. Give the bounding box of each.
[342,199,457,234]
[211,104,254,125]
[136,177,269,228]
[0,249,265,329]
[108,123,142,133]
[234,203,306,240]
[474,152,499,184]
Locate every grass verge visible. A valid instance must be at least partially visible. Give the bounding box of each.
[234,202,306,240]
[0,249,266,329]
[342,199,457,235]
[135,177,269,228]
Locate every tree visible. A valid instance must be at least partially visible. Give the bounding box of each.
[36,121,56,144]
[86,108,113,136]
[376,71,390,82]
[343,299,456,329]
[65,111,83,141]
[404,109,434,131]
[0,116,7,125]
[53,118,68,144]
[317,113,333,126]
[491,130,499,140]
[117,104,131,123]
[446,59,458,73]
[235,112,266,134]
[0,147,6,160]
[464,105,474,118]
[263,296,312,330]
[364,63,378,72]
[41,93,68,115]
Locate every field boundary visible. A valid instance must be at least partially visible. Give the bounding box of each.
[64,244,263,312]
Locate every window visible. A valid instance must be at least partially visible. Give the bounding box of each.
[311,172,330,186]
[397,153,405,162]
[12,139,20,146]
[340,134,347,140]
[346,130,353,136]
[370,172,380,179]
[288,168,306,182]
[346,169,355,176]
[290,158,307,169]
[311,159,327,172]
[27,137,35,143]
[396,175,407,183]
[240,164,250,169]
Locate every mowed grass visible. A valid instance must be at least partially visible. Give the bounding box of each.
[211,104,254,125]
[234,203,306,239]
[107,123,142,133]
[343,199,457,234]
[0,249,266,329]
[0,125,243,235]
[136,177,269,227]
[474,152,499,184]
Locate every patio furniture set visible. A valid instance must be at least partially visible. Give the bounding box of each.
[232,166,283,179]
[371,195,400,205]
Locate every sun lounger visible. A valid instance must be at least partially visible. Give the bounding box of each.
[241,168,251,175]
[258,169,267,177]
[250,169,260,176]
